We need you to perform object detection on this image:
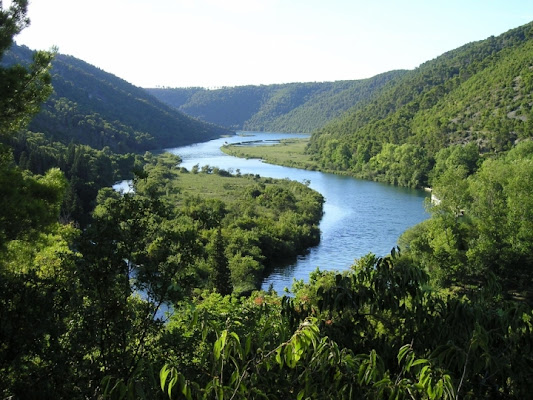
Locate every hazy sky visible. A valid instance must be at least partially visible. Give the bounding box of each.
[10,0,533,88]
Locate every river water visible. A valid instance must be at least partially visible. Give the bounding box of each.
[165,132,429,294]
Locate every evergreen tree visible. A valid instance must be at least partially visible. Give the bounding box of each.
[0,1,53,136]
[212,225,232,295]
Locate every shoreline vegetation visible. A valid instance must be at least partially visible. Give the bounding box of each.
[220,135,412,184]
[220,137,375,184]
[146,158,325,295]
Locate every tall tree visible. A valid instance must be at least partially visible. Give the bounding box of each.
[0,0,57,243]
[212,225,233,295]
[0,1,53,136]
[0,3,71,397]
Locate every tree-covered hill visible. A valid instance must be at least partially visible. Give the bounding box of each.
[306,21,533,187]
[147,70,405,133]
[3,44,231,153]
[3,2,533,397]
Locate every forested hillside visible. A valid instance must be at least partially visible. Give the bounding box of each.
[0,44,231,225]
[3,44,230,153]
[147,70,405,133]
[307,21,533,187]
[2,2,533,398]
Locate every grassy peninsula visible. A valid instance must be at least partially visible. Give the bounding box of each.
[221,138,319,171]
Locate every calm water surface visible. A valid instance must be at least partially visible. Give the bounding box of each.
[166,132,429,294]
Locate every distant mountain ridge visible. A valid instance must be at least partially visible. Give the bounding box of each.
[147,70,406,133]
[3,44,231,153]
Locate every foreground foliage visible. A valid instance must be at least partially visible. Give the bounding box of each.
[157,253,532,399]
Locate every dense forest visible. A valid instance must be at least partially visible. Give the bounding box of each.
[0,43,231,226]
[147,70,405,133]
[1,1,533,398]
[3,44,230,153]
[306,21,533,188]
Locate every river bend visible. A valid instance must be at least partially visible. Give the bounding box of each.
[166,132,429,294]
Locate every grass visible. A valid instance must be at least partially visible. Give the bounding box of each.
[176,170,259,204]
[221,138,320,171]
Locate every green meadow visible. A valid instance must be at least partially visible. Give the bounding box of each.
[221,138,319,170]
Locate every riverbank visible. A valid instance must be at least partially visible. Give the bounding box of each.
[170,132,428,294]
[221,137,430,190]
[221,137,371,183]
[170,168,324,294]
[221,138,320,171]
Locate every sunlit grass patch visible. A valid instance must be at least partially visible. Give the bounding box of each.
[221,138,319,170]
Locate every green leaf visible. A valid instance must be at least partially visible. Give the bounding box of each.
[214,330,228,360]
[160,365,171,392]
[230,331,241,345]
[398,344,411,364]
[185,384,193,400]
[245,335,252,356]
[373,378,392,388]
[358,362,367,383]
[410,358,428,367]
[230,370,239,385]
[275,347,283,367]
[190,309,198,328]
[168,375,178,398]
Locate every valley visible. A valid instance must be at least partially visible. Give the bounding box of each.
[1,2,533,396]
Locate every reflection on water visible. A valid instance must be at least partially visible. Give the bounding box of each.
[166,132,429,294]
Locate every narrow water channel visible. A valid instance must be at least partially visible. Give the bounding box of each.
[166,132,429,294]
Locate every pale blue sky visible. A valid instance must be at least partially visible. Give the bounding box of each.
[10,0,533,88]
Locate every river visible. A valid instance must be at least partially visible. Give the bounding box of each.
[163,132,429,294]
